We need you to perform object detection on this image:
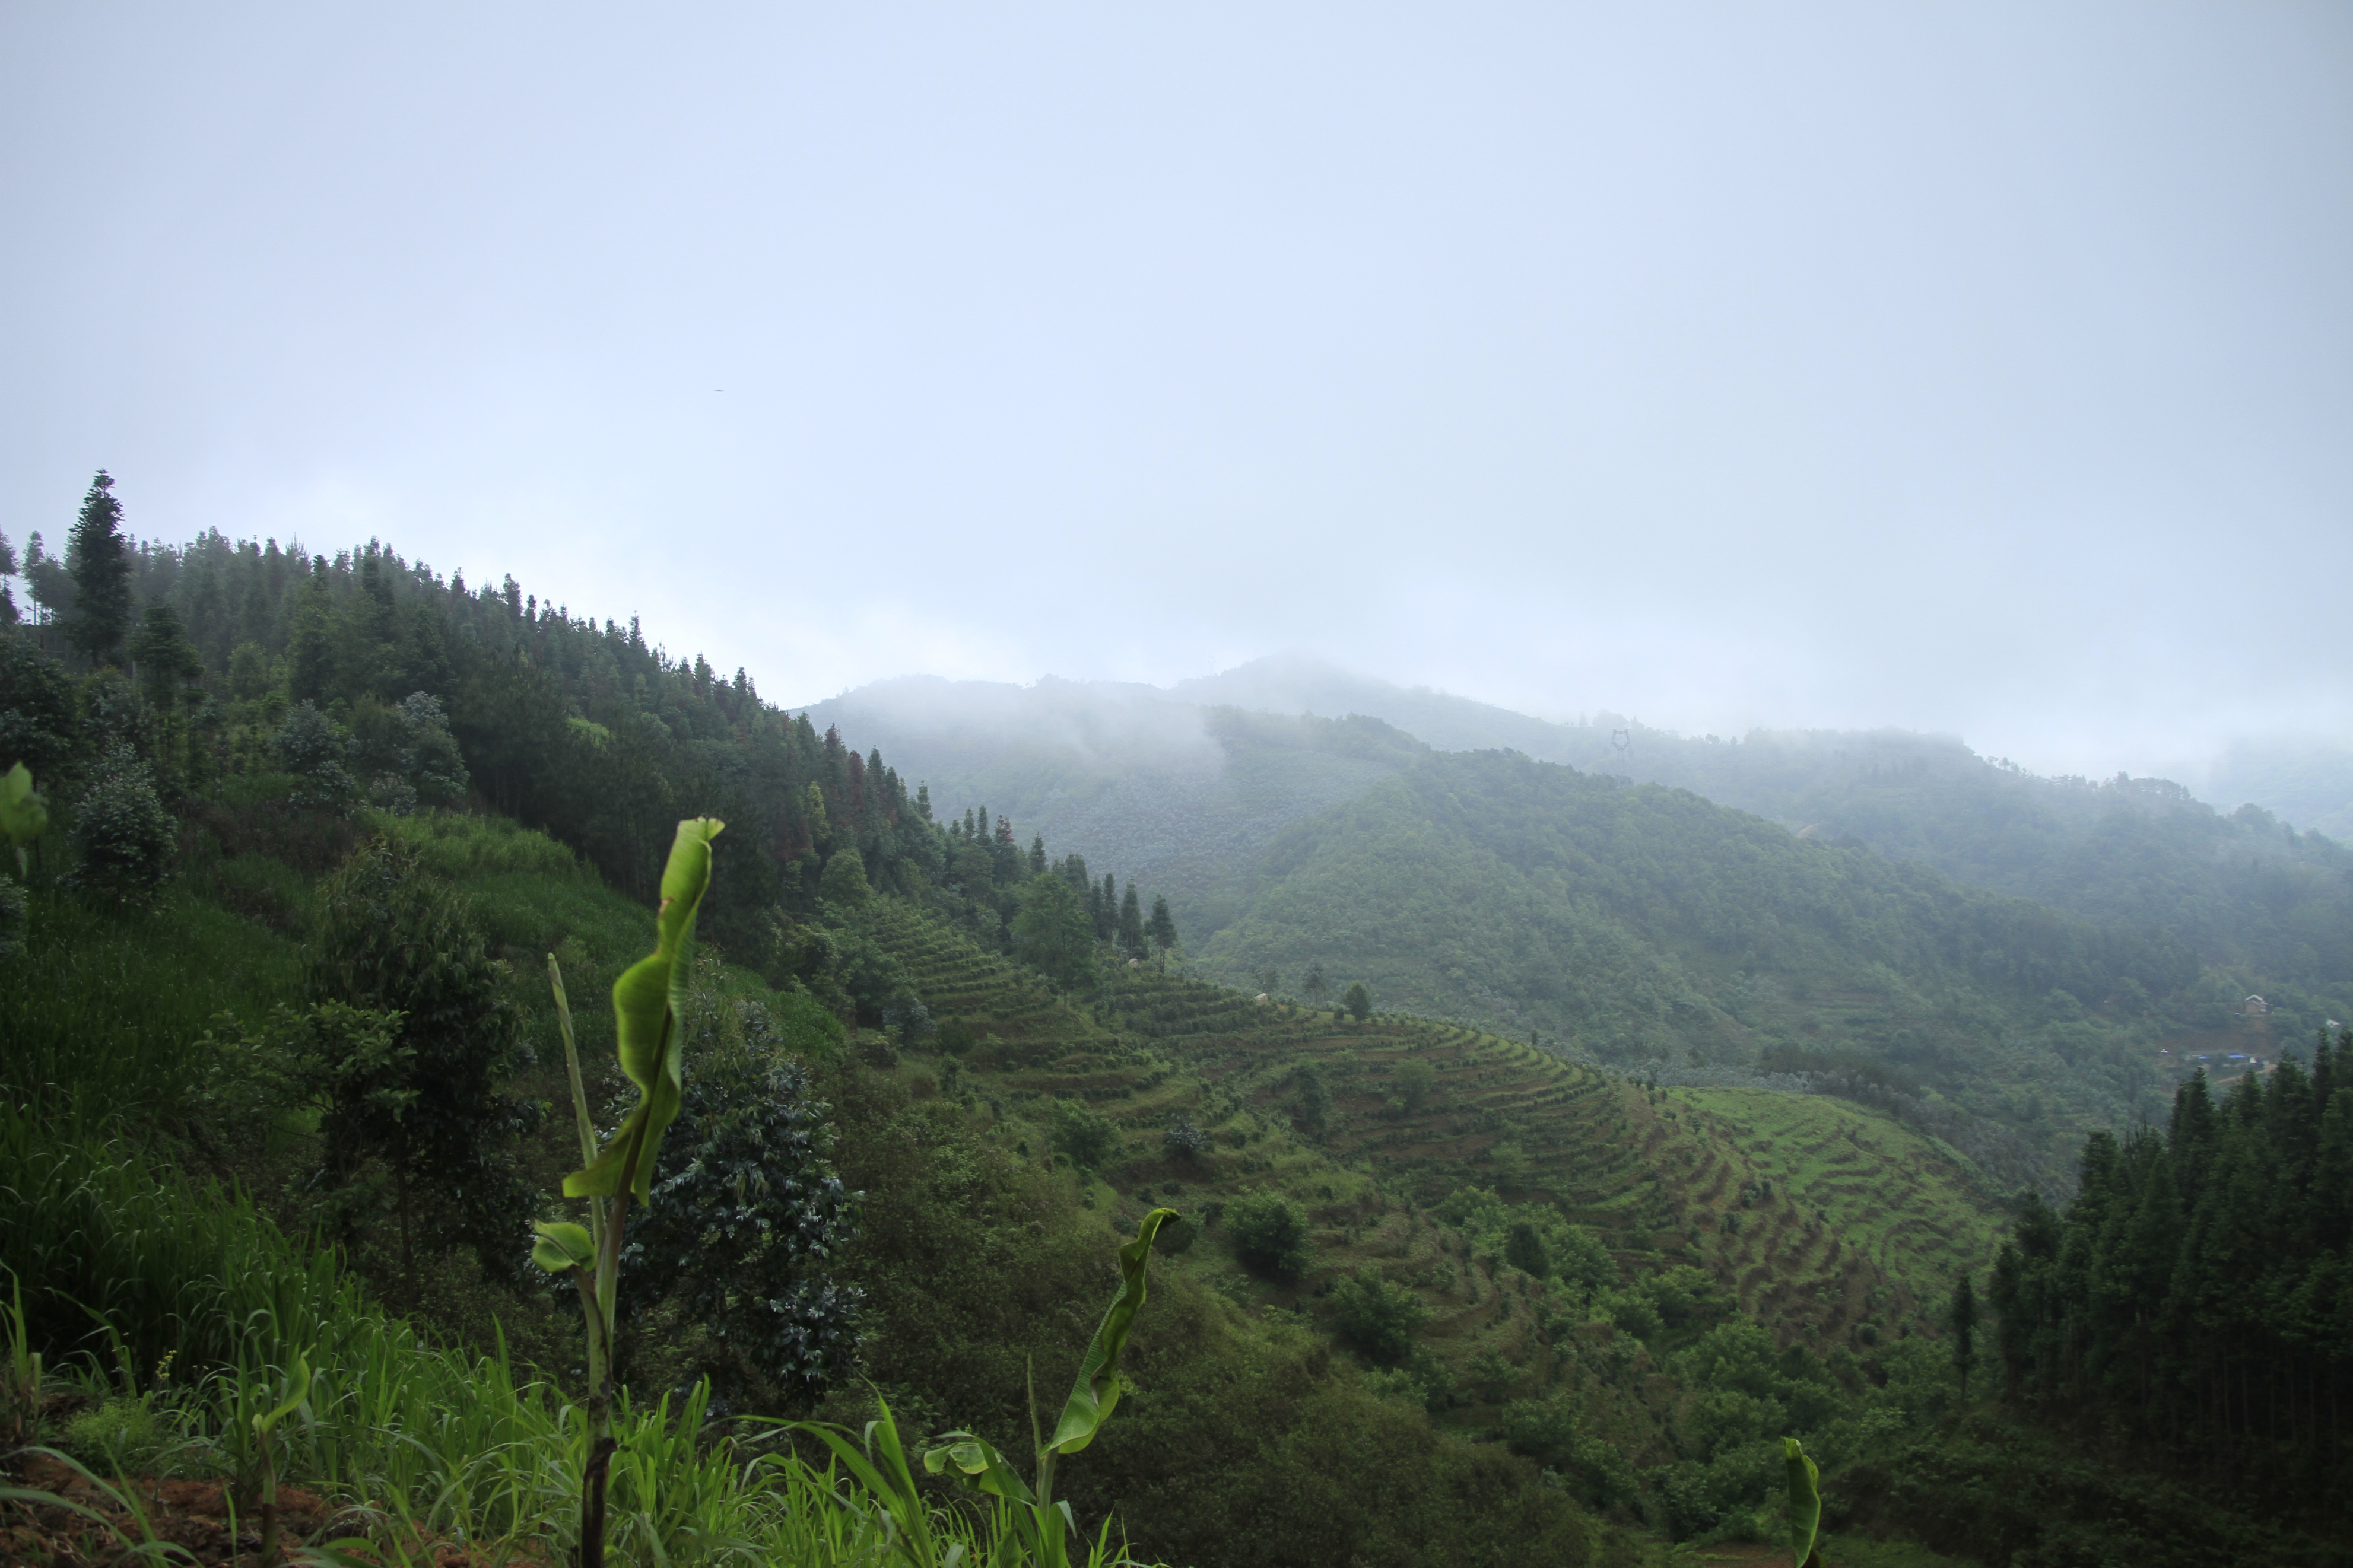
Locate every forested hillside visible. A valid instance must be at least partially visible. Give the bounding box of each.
[808,662,2353,1046]
[5,498,2348,1566]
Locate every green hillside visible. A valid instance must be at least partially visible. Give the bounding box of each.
[1195,749,2231,1185]
[796,676,1430,930]
[802,666,2352,1071]
[2,768,2009,1565]
[7,519,2344,1566]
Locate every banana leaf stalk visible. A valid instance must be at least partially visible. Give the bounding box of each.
[534,817,722,1568]
[913,1207,1179,1568]
[250,1350,312,1567]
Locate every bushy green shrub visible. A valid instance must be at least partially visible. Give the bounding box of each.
[1051,1097,1120,1169]
[0,635,79,780]
[622,958,865,1404]
[61,1395,169,1475]
[350,691,469,813]
[1225,1190,1313,1279]
[67,746,176,902]
[271,700,356,809]
[310,837,538,1281]
[1331,1265,1427,1365]
[1436,1185,1618,1296]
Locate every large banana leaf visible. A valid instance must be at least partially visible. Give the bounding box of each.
[1784,1436,1823,1568]
[531,1220,596,1274]
[563,818,723,1202]
[255,1351,313,1437]
[1043,1207,1177,1456]
[923,1432,1037,1505]
[1,763,46,850]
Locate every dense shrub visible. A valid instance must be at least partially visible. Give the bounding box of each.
[66,745,176,901]
[0,634,78,780]
[1225,1189,1313,1279]
[1164,1114,1209,1157]
[349,691,469,812]
[1331,1265,1428,1365]
[272,700,357,809]
[309,837,538,1284]
[1051,1096,1120,1169]
[623,960,863,1405]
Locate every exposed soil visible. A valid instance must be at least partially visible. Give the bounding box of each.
[0,1452,522,1567]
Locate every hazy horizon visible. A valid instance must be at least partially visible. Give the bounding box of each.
[6,5,2348,781]
[787,652,2353,831]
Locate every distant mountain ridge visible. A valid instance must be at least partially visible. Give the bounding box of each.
[796,656,2353,1076]
[798,657,2352,959]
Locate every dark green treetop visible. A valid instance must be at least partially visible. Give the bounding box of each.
[1147,893,1178,956]
[66,471,133,666]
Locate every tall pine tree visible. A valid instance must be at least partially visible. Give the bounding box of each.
[1147,893,1179,959]
[1949,1272,1978,1397]
[1117,880,1145,956]
[65,471,133,667]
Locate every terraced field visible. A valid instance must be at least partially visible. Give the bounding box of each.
[864,901,2006,1380]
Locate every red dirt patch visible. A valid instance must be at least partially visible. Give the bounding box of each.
[1,1452,526,1567]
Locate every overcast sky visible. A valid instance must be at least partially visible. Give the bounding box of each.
[4,4,2347,776]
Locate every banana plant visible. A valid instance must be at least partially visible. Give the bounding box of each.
[246,1348,313,1566]
[1,762,46,880]
[887,1207,1179,1568]
[533,816,723,1568]
[2,1271,45,1451]
[1784,1436,1824,1568]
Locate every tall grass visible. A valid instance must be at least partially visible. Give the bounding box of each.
[0,888,303,1123]
[362,809,589,882]
[0,1106,1151,1565]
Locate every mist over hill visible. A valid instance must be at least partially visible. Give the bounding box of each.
[799,657,2353,985]
[799,656,2353,1187]
[796,675,1424,930]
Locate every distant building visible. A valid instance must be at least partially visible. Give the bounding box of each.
[2245,995,2269,1016]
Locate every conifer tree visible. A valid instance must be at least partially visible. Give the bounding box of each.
[1147,893,1178,959]
[287,558,332,702]
[23,532,74,625]
[1118,881,1145,956]
[1949,1272,1977,1397]
[819,845,871,904]
[65,471,133,666]
[129,603,204,709]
